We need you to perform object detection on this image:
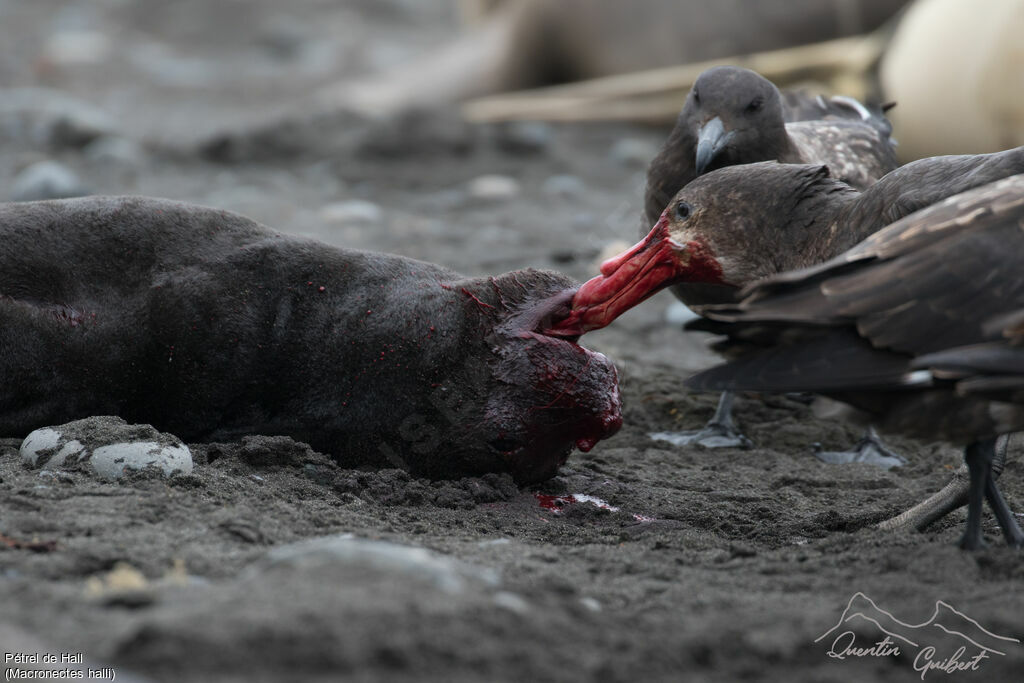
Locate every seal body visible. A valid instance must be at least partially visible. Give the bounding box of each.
[0,196,621,483]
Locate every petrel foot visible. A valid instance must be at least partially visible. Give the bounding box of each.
[651,390,753,449]
[650,421,753,450]
[957,528,989,551]
[812,427,906,470]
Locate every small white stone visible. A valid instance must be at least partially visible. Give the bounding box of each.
[609,138,658,167]
[48,440,87,468]
[42,31,112,66]
[12,161,89,202]
[84,136,146,166]
[493,591,529,614]
[20,428,61,466]
[494,121,552,153]
[319,200,383,225]
[90,441,193,480]
[466,174,520,202]
[256,535,500,593]
[19,417,192,481]
[477,537,511,547]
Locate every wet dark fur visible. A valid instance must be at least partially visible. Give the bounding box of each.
[0,196,620,483]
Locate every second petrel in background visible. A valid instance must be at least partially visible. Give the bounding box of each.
[686,176,1024,550]
[643,65,897,228]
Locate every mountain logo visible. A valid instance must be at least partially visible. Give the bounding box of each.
[815,592,1020,678]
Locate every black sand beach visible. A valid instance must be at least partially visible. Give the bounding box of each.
[1,2,1021,680]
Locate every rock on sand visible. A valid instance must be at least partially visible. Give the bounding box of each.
[20,416,192,480]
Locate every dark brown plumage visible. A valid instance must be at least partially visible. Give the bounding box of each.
[552,145,1024,453]
[686,176,1024,549]
[643,65,897,228]
[561,144,1024,331]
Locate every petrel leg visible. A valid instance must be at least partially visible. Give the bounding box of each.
[812,426,907,469]
[983,458,1024,548]
[958,439,993,551]
[650,391,753,449]
[877,434,1010,533]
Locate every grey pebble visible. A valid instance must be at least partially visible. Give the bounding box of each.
[421,188,467,211]
[252,534,500,595]
[11,160,90,201]
[41,31,112,67]
[493,121,552,154]
[319,199,384,225]
[477,537,512,547]
[0,87,116,148]
[467,174,520,202]
[492,591,530,614]
[542,174,586,198]
[609,137,658,167]
[20,416,192,480]
[83,135,146,166]
[258,17,308,61]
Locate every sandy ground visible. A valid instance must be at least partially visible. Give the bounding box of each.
[1,2,1022,681]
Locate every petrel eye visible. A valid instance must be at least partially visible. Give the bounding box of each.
[692,89,700,104]
[675,201,692,220]
[746,97,763,113]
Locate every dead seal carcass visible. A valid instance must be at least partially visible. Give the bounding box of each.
[0,196,621,483]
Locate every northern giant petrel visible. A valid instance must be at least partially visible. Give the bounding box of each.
[685,175,1024,549]
[551,146,1024,456]
[639,65,897,451]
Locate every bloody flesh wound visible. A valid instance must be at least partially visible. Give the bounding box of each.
[0,196,621,483]
[546,211,722,336]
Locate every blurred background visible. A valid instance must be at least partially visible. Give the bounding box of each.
[3,0,1021,151]
[0,0,1021,281]
[3,3,1024,681]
